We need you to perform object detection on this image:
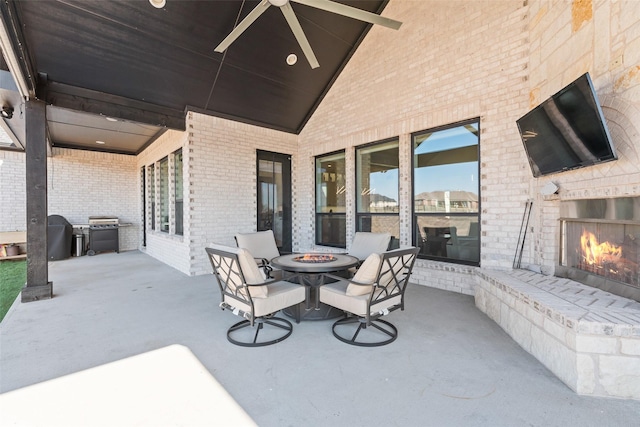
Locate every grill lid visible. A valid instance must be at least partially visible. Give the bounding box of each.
[88,216,119,225]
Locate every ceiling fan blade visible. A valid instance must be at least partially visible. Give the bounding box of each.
[293,0,402,30]
[280,3,320,69]
[214,0,272,53]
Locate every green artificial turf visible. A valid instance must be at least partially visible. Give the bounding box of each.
[0,260,26,323]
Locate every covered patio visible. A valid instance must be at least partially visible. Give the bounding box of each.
[1,251,639,426]
[2,0,640,415]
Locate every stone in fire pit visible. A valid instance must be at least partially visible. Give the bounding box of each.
[292,254,337,263]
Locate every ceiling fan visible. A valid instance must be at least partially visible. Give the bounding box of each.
[214,0,402,69]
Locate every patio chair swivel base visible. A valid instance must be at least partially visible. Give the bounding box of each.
[227,314,295,347]
[331,315,398,347]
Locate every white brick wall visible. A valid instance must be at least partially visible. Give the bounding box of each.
[0,150,26,231]
[295,0,640,291]
[136,114,297,275]
[1,148,139,251]
[524,0,640,273]
[298,0,531,288]
[2,0,638,291]
[136,129,190,273]
[186,113,298,276]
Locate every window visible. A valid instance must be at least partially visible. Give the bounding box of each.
[316,151,346,247]
[413,119,480,265]
[159,156,169,233]
[147,148,185,236]
[174,149,183,235]
[356,139,399,239]
[148,164,155,230]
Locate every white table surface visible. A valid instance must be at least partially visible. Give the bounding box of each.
[0,345,256,427]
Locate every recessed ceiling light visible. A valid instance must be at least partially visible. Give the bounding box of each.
[105,117,118,122]
[149,0,166,9]
[96,140,106,145]
[286,54,297,66]
[1,106,13,119]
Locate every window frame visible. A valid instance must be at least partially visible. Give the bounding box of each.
[315,150,346,248]
[355,137,400,239]
[158,156,169,233]
[174,149,183,236]
[411,118,481,266]
[148,164,156,231]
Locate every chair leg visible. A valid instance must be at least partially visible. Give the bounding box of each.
[227,317,294,347]
[331,316,398,347]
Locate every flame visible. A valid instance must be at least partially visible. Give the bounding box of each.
[298,253,336,262]
[580,230,622,265]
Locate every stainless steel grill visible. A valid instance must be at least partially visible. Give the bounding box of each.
[88,216,119,229]
[87,216,119,255]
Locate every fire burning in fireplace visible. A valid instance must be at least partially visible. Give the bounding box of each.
[580,230,622,266]
[575,227,639,287]
[559,197,640,301]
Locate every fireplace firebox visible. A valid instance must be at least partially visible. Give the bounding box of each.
[558,197,640,302]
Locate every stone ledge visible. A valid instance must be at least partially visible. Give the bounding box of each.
[475,269,640,400]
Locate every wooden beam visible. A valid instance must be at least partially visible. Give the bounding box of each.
[0,0,37,98]
[41,81,186,131]
[22,99,52,302]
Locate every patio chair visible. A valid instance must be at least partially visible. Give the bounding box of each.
[235,230,282,279]
[342,232,392,277]
[348,232,392,263]
[319,246,420,346]
[205,244,305,347]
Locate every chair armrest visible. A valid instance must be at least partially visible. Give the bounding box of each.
[254,258,274,278]
[251,273,303,286]
[323,272,370,287]
[245,279,276,287]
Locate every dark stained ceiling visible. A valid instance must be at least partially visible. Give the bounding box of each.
[0,0,395,155]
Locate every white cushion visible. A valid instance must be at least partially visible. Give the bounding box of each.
[319,281,401,317]
[346,253,381,296]
[348,232,391,261]
[225,280,305,318]
[235,230,280,261]
[207,244,268,298]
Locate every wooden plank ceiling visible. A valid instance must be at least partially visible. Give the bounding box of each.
[0,0,392,154]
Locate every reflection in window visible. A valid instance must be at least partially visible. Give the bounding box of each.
[316,151,346,247]
[159,156,169,233]
[413,120,480,265]
[356,139,399,239]
[174,149,183,235]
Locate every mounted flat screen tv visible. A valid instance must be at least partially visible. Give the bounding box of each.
[516,72,617,177]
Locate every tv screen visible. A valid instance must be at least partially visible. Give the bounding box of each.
[516,72,617,177]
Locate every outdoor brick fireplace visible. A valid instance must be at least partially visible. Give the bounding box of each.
[558,197,640,302]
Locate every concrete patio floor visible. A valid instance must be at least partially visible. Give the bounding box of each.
[1,250,639,426]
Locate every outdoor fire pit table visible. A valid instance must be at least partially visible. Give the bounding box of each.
[271,253,359,321]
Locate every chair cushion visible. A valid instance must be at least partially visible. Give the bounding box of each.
[237,248,269,298]
[235,230,281,261]
[208,244,268,298]
[226,280,305,318]
[348,232,391,261]
[346,253,381,296]
[253,280,305,317]
[319,281,400,317]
